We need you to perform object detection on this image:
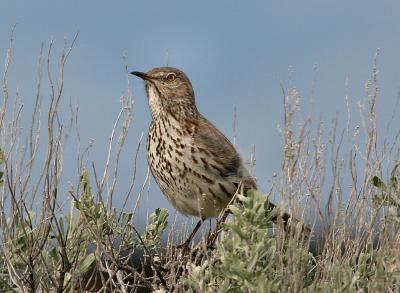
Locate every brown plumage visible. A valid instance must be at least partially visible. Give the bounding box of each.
[131,67,290,244]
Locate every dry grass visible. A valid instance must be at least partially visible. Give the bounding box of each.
[0,32,399,292]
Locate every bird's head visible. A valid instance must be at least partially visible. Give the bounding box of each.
[131,67,197,119]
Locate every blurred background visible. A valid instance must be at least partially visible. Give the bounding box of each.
[1,0,400,233]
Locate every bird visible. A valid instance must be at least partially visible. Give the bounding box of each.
[131,67,291,247]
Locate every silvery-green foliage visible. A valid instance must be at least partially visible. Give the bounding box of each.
[142,208,169,249]
[183,190,313,292]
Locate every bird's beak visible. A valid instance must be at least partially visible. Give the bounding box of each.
[130,71,153,81]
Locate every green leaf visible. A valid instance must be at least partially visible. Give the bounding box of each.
[373,193,398,207]
[77,253,96,275]
[119,212,133,226]
[49,247,59,260]
[80,168,92,197]
[142,208,168,248]
[390,176,398,190]
[228,205,241,216]
[371,176,387,192]
[0,148,4,164]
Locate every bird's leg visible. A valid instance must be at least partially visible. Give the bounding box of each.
[206,209,230,249]
[177,219,203,250]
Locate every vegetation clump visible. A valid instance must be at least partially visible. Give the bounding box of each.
[0,34,399,292]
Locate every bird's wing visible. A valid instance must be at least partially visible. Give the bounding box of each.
[189,115,257,190]
[189,115,301,227]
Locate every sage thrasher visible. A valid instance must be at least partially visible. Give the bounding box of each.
[131,67,291,246]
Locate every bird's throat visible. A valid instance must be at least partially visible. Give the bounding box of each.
[146,84,199,122]
[147,84,164,119]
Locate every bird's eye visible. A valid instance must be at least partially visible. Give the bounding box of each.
[166,73,176,82]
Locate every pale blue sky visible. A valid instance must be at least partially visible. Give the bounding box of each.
[1,1,400,227]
